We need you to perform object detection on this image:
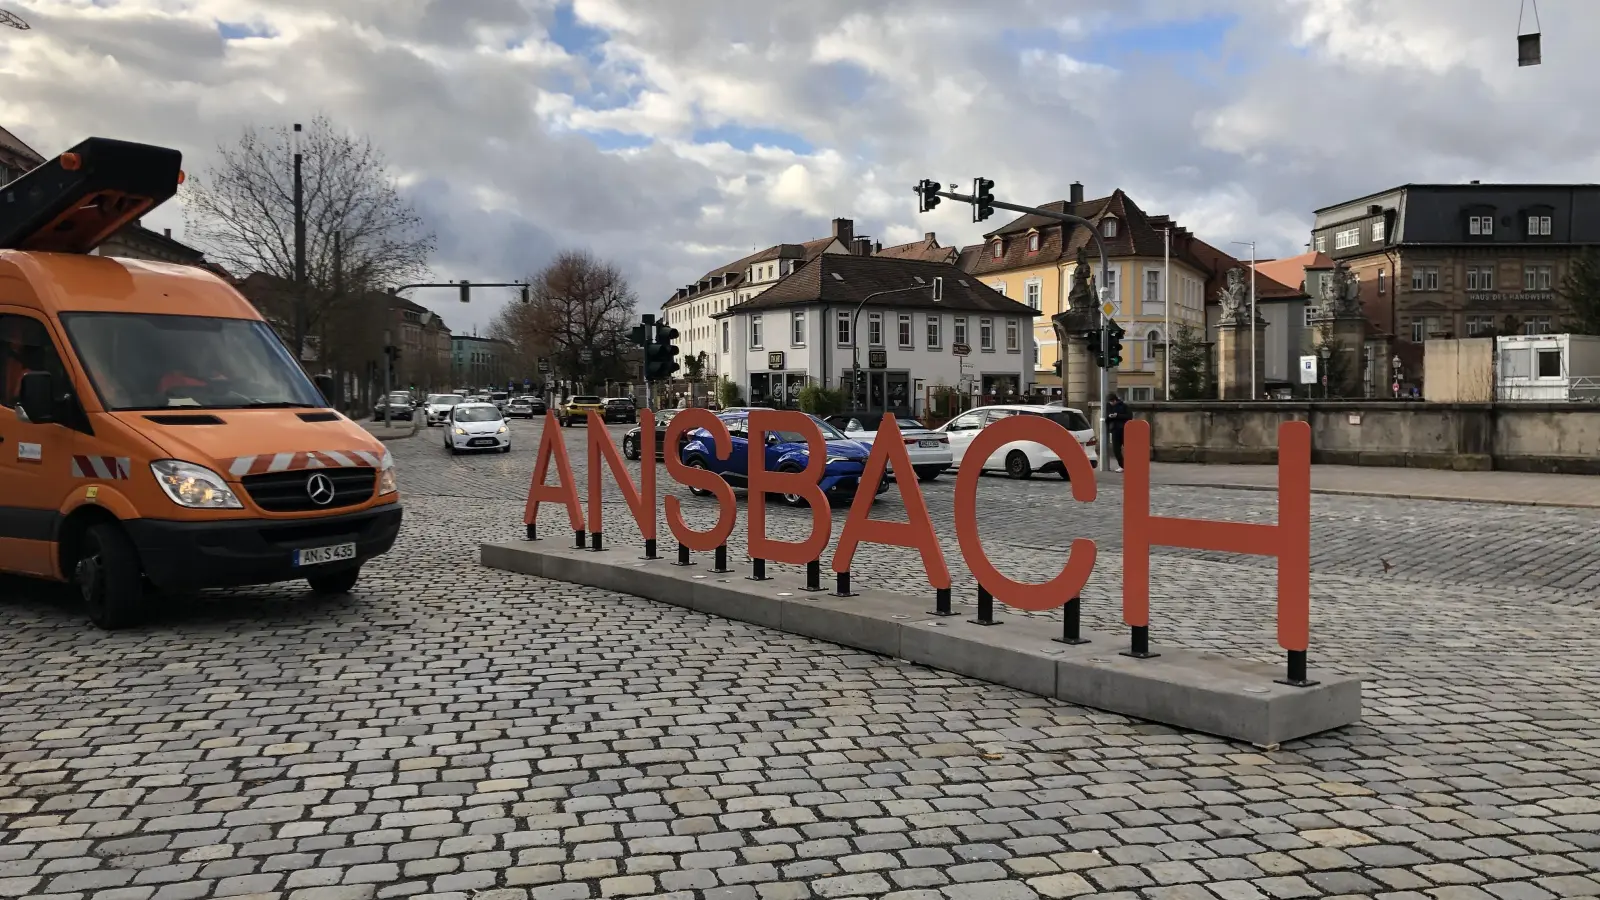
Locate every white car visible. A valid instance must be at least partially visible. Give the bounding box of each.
[423,393,462,427]
[937,404,1098,480]
[444,402,511,454]
[825,413,952,482]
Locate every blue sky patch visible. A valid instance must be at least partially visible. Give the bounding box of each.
[216,20,274,41]
[690,124,814,155]
[547,1,607,65]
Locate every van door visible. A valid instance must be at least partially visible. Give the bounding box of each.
[0,311,77,577]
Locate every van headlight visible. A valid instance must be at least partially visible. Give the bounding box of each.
[150,460,243,509]
[378,459,398,496]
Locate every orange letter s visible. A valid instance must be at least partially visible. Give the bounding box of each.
[663,408,737,551]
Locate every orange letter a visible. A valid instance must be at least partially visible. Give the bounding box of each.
[524,410,584,537]
[831,415,950,589]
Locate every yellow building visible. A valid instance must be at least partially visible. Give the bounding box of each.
[958,183,1219,401]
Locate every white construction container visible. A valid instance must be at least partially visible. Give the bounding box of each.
[1495,334,1600,401]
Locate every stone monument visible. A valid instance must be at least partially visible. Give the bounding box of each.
[1214,266,1266,399]
[1308,262,1366,397]
[1050,246,1108,410]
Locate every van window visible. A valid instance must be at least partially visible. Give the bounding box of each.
[59,313,325,411]
[0,314,72,409]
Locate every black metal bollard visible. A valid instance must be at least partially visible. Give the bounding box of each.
[748,558,769,581]
[1276,650,1318,688]
[590,531,603,552]
[804,560,823,592]
[674,543,694,567]
[525,522,537,541]
[834,569,854,597]
[574,529,586,549]
[931,587,955,617]
[1121,625,1159,659]
[642,538,659,560]
[1054,596,1089,645]
[969,585,998,626]
[713,544,729,573]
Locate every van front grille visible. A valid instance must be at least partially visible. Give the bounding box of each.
[241,467,375,513]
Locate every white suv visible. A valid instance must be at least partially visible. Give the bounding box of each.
[937,404,1098,479]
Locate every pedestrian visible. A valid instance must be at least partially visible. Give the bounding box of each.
[1105,392,1129,473]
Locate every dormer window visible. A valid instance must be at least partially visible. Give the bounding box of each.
[1468,215,1494,235]
[1027,232,1041,252]
[990,239,1003,259]
[1525,204,1555,237]
[1102,217,1118,238]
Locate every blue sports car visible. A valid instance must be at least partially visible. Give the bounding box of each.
[679,412,888,507]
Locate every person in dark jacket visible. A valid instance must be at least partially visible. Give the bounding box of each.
[1105,393,1129,473]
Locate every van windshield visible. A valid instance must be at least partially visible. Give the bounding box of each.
[59,313,326,411]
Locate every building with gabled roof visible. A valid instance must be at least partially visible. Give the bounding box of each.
[874,232,959,264]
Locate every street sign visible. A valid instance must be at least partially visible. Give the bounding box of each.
[1102,302,1116,317]
[767,351,785,370]
[524,378,531,389]
[537,358,550,373]
[1299,355,1317,385]
[868,349,888,369]
[952,343,971,357]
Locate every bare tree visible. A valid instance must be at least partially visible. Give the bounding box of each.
[489,250,638,389]
[183,117,435,360]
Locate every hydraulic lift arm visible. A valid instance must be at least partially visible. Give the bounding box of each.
[0,137,184,254]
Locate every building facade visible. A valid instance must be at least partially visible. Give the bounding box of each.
[451,335,514,391]
[712,254,1036,415]
[1311,183,1600,383]
[956,183,1216,402]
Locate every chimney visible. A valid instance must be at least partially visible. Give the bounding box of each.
[163,228,171,238]
[852,237,872,256]
[832,217,854,245]
[924,231,936,243]
[1470,179,1480,184]
[1069,182,1084,205]
[874,241,882,254]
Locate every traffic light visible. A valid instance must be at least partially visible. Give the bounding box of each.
[1081,329,1103,368]
[973,177,995,223]
[458,279,470,303]
[629,313,654,347]
[916,178,941,213]
[1104,321,1125,369]
[520,284,530,304]
[1052,359,1063,377]
[645,321,680,380]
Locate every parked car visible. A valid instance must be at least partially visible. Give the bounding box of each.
[603,396,638,423]
[622,408,683,460]
[506,396,537,418]
[528,396,548,416]
[936,404,1097,480]
[560,395,606,426]
[423,393,462,427]
[825,412,952,482]
[443,402,511,454]
[679,412,885,507]
[372,391,415,422]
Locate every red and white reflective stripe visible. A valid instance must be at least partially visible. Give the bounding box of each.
[71,456,131,480]
[225,449,389,478]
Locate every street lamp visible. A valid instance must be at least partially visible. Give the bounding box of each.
[1231,240,1258,397]
[1318,343,1331,399]
[850,280,935,409]
[1391,354,1403,398]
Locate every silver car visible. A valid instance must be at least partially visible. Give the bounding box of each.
[423,393,462,427]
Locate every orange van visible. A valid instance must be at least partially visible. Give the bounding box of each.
[0,137,402,628]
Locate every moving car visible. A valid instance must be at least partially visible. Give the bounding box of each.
[622,408,682,460]
[372,390,415,422]
[0,136,402,629]
[423,393,462,426]
[488,391,509,412]
[505,396,537,418]
[825,412,952,482]
[603,396,638,423]
[443,402,511,454]
[559,395,605,426]
[679,412,885,507]
[936,404,1098,480]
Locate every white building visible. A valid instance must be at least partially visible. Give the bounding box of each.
[662,219,857,378]
[712,254,1038,415]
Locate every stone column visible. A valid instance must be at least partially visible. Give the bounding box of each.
[1216,319,1267,400]
[1153,344,1169,400]
[1309,313,1367,398]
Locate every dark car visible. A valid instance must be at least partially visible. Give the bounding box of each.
[678,412,885,507]
[603,397,638,423]
[371,391,415,421]
[528,395,548,416]
[622,408,684,460]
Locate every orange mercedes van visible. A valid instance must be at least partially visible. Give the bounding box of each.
[0,137,402,628]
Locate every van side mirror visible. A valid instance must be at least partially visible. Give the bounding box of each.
[17,371,55,424]
[313,373,336,407]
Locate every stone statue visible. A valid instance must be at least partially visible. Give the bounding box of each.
[1319,263,1361,317]
[1066,246,1095,310]
[1217,266,1249,324]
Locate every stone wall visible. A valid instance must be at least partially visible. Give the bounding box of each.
[1129,401,1600,474]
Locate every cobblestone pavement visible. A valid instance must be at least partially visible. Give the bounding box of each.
[2,417,1598,900]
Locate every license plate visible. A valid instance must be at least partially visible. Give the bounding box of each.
[294,543,355,567]
[470,438,496,446]
[918,440,940,448]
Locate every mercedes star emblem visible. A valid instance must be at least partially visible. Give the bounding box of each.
[306,472,336,506]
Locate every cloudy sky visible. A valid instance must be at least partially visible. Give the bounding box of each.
[2,0,1591,335]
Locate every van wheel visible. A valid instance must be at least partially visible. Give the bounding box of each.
[1006,450,1033,480]
[308,568,360,595]
[77,522,144,630]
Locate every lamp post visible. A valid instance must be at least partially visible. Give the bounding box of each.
[1231,240,1258,397]
[1319,343,1331,399]
[1391,354,1403,398]
[850,282,935,410]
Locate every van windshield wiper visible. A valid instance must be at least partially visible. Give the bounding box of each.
[233,401,322,409]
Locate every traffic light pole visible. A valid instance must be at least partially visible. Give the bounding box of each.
[924,185,1116,472]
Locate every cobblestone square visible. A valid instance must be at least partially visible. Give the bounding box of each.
[3,418,1598,900]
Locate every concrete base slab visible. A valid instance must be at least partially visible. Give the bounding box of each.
[480,539,1363,747]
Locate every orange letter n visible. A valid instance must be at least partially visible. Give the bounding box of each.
[1122,419,1312,662]
[524,410,584,541]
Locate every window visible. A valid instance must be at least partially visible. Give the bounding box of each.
[1144,270,1162,308]
[1411,320,1424,343]
[1027,232,1041,252]
[1125,387,1154,402]
[1102,266,1119,306]
[990,239,1003,259]
[1304,305,1318,327]
[1033,342,1040,367]
[1102,218,1118,238]
[750,315,763,348]
[1466,266,1495,291]
[836,311,850,345]
[1524,265,1553,290]
[868,313,883,347]
[1410,266,1439,291]
[954,317,968,347]
[791,311,806,346]
[1145,329,1161,360]
[1377,270,1386,294]
[1528,215,1552,237]
[1469,215,1494,236]
[722,321,729,352]
[1314,234,1326,253]
[926,315,941,348]
[1371,220,1385,242]
[1466,315,1493,336]
[1537,349,1563,377]
[979,318,994,351]
[0,315,72,410]
[1005,320,1019,352]
[898,314,912,349]
[1526,316,1552,335]
[1024,279,1041,311]
[990,281,1006,297]
[1334,227,1360,249]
